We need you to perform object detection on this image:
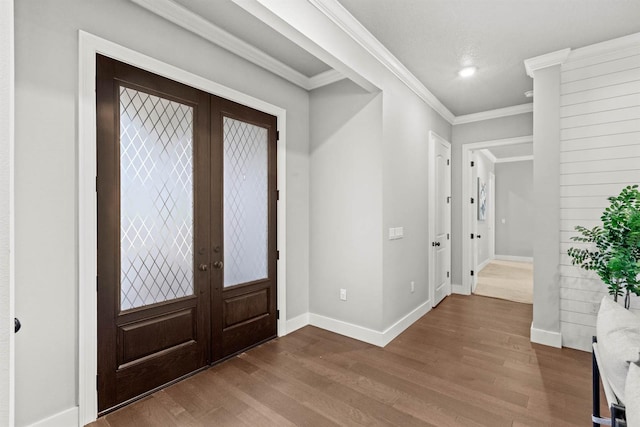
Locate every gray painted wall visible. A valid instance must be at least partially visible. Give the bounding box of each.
[381,77,451,327]
[451,113,533,285]
[14,0,310,424]
[309,80,384,329]
[532,65,562,344]
[0,0,14,425]
[495,161,534,258]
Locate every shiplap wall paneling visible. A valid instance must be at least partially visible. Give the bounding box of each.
[559,45,640,351]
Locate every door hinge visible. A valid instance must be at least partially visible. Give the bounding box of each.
[276,250,280,260]
[276,190,280,201]
[470,161,475,167]
[470,197,475,204]
[470,270,475,276]
[447,233,450,240]
[95,176,98,192]
[96,275,98,292]
[276,310,280,319]
[276,131,280,141]
[96,374,99,391]
[447,196,450,204]
[447,159,450,166]
[470,233,474,239]
[447,271,450,278]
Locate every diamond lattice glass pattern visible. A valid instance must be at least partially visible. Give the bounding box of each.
[223,117,268,287]
[120,87,194,310]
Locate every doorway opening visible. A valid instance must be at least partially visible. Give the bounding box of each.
[462,136,534,303]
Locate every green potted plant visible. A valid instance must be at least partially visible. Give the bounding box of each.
[567,185,640,309]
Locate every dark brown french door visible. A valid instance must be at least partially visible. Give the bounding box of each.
[96,55,277,413]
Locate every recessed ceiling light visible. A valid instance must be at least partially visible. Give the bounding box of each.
[458,66,477,78]
[525,90,533,98]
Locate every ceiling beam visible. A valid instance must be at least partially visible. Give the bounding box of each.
[130,0,342,91]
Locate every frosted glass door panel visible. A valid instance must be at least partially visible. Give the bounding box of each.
[223,117,268,287]
[119,87,194,310]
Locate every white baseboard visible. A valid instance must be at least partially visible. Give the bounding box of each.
[27,406,78,427]
[307,299,431,348]
[285,312,309,334]
[495,255,533,263]
[477,258,491,272]
[530,324,562,348]
[451,283,470,295]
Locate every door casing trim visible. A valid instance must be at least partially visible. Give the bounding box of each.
[78,30,288,425]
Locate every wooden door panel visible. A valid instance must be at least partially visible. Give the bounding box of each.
[118,306,197,366]
[114,341,201,404]
[97,55,211,413]
[212,97,278,361]
[223,287,269,328]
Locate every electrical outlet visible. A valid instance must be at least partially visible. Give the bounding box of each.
[410,281,415,293]
[340,288,347,301]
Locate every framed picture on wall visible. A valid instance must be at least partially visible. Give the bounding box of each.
[478,177,487,221]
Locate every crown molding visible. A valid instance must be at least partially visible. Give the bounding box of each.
[307,0,455,124]
[567,31,640,63]
[453,103,533,125]
[130,0,342,91]
[524,48,571,77]
[307,69,345,90]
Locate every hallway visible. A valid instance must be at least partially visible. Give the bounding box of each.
[475,260,533,304]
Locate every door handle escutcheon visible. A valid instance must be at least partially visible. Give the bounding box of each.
[198,263,208,271]
[213,261,224,269]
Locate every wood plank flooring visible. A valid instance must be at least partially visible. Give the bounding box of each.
[88,295,600,426]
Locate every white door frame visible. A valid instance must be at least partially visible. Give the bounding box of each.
[428,131,451,307]
[489,171,496,262]
[1,1,15,425]
[78,31,288,425]
[461,135,532,295]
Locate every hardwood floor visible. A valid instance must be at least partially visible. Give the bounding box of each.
[88,295,599,426]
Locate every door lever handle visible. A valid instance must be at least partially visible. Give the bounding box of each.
[213,261,224,269]
[198,263,208,271]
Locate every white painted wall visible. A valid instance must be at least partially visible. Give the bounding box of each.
[473,151,494,268]
[559,41,640,351]
[14,0,310,425]
[0,0,15,425]
[451,113,533,285]
[309,80,384,329]
[495,161,534,258]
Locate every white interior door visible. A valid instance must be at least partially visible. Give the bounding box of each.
[429,132,451,307]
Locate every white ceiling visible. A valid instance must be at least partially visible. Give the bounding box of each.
[337,0,640,115]
[145,0,640,118]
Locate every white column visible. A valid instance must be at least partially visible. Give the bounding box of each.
[0,0,15,424]
[524,49,570,348]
